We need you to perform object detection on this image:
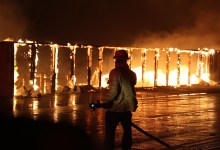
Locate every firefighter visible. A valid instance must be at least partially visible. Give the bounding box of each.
[91,50,138,150]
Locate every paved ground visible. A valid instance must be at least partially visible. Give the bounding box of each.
[1,90,220,150]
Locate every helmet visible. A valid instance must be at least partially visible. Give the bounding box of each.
[113,50,129,60]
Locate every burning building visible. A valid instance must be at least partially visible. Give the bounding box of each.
[0,40,220,98]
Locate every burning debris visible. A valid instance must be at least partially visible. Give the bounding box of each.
[16,84,41,98]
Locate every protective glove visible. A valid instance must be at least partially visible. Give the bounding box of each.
[89,100,113,111]
[89,100,102,111]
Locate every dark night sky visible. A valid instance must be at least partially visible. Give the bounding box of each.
[1,0,220,49]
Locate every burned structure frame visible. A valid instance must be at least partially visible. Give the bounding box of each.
[0,41,220,98]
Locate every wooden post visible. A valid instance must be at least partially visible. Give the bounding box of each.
[29,44,37,83]
[188,52,192,85]
[141,49,147,87]
[87,46,93,86]
[51,45,58,93]
[70,45,77,87]
[197,51,202,79]
[166,49,170,86]
[98,47,103,90]
[154,49,159,87]
[177,52,181,86]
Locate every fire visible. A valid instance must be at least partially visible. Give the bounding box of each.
[28,43,39,91]
[100,47,213,88]
[101,74,109,88]
[100,65,211,88]
[34,46,39,91]
[14,43,19,95]
[12,40,215,95]
[14,40,41,96]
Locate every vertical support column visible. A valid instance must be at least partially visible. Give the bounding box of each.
[87,46,93,86]
[141,49,147,87]
[197,51,202,79]
[154,49,159,87]
[29,43,38,90]
[14,43,19,96]
[0,42,14,99]
[98,47,103,90]
[206,51,210,76]
[127,49,132,69]
[43,74,47,94]
[39,74,42,93]
[209,50,218,81]
[177,51,181,86]
[200,51,204,78]
[188,52,192,85]
[166,49,170,86]
[216,51,220,81]
[51,44,59,93]
[30,44,36,82]
[70,45,77,88]
[207,49,215,80]
[209,51,214,81]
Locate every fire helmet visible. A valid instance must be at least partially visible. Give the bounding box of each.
[113,50,129,60]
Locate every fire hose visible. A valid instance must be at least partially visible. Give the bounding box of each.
[131,122,174,149]
[89,101,174,150]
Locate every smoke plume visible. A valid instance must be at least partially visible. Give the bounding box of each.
[0,1,27,41]
[132,1,220,49]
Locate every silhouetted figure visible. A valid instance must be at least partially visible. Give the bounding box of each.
[91,50,138,150]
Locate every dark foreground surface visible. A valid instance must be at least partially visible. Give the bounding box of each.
[1,90,220,150]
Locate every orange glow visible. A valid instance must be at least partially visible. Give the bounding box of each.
[13,41,215,94]
[100,64,211,87]
[14,43,19,95]
[101,74,109,88]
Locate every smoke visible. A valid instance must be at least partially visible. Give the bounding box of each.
[0,1,27,41]
[1,0,220,49]
[132,1,220,50]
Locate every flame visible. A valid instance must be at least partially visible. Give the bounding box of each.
[100,64,211,88]
[28,44,39,91]
[14,40,40,96]
[34,44,39,91]
[13,41,215,94]
[101,74,109,88]
[43,74,47,93]
[99,48,213,88]
[14,43,19,95]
